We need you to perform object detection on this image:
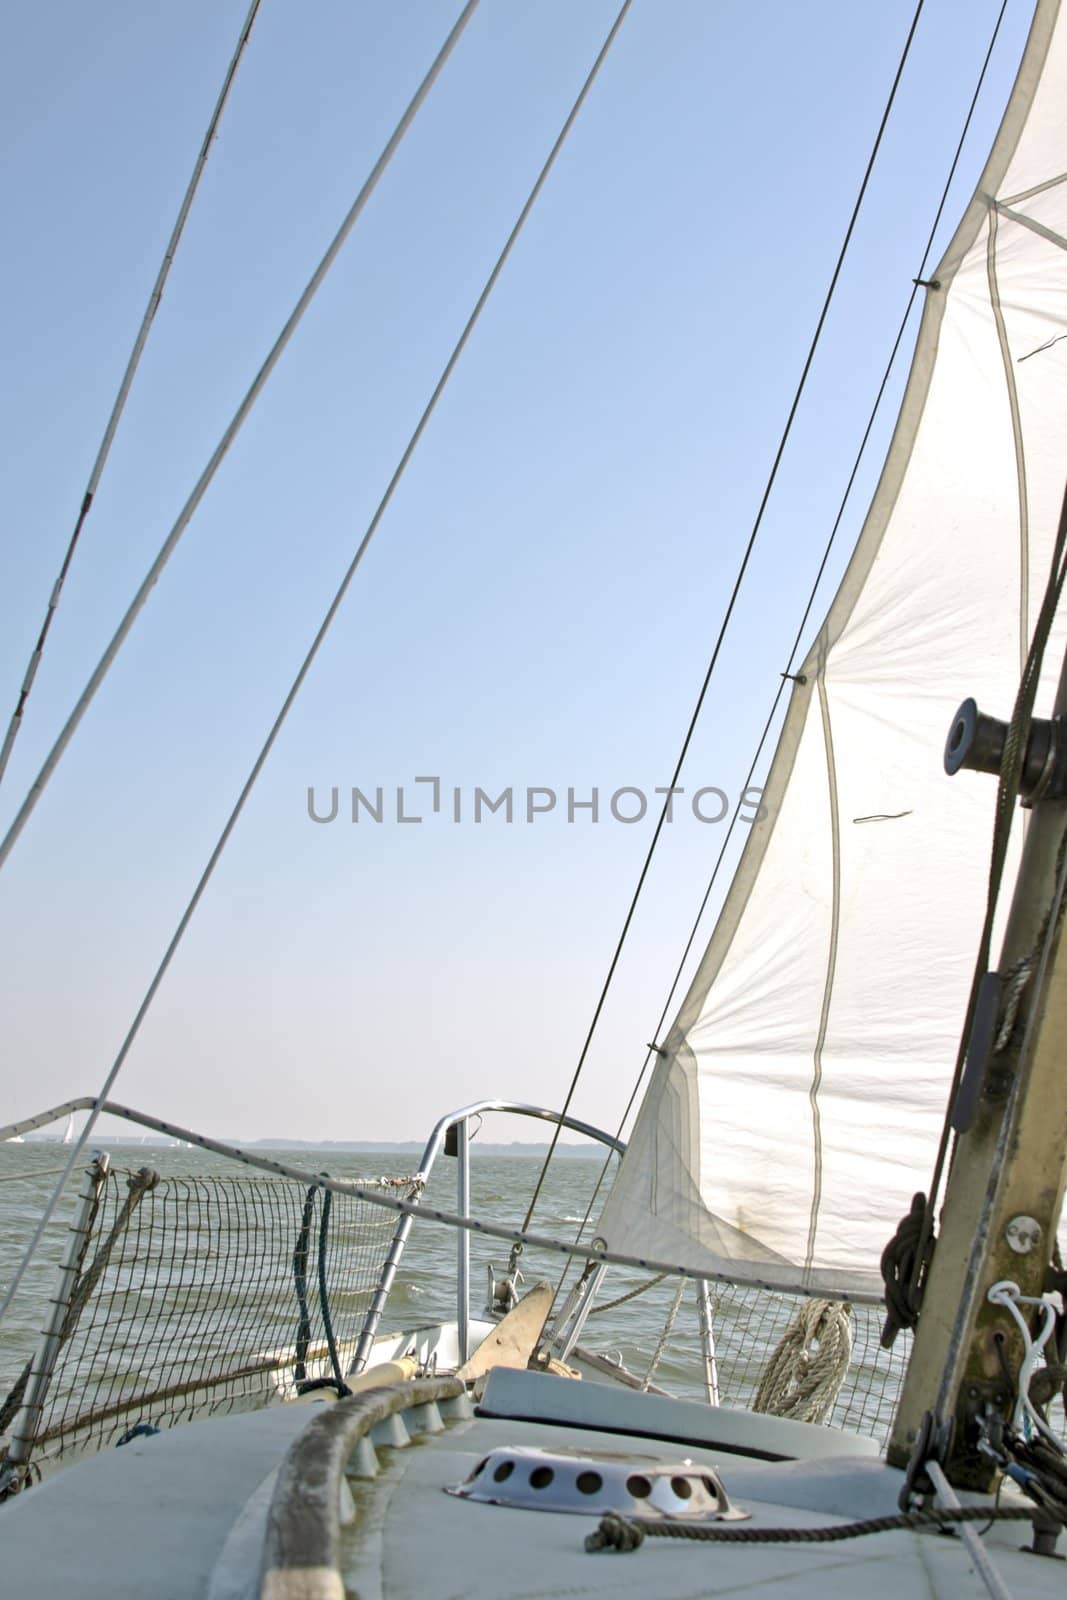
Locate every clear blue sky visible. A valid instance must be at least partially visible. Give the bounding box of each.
[0,0,1034,1145]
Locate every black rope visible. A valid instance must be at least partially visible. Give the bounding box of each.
[292,1184,317,1383]
[293,1376,351,1399]
[880,1192,927,1347]
[585,1502,1037,1553]
[1007,1430,1067,1524]
[316,1180,351,1396]
[522,0,930,1241]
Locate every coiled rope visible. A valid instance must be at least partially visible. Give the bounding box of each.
[752,1298,852,1425]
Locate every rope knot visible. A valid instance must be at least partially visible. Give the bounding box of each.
[880,1191,931,1346]
[128,1167,160,1194]
[585,1512,645,1553]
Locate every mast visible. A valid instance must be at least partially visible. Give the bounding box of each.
[888,560,1067,1487]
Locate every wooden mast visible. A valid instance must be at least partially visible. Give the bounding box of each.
[888,634,1067,1486]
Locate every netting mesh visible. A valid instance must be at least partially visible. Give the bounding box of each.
[2,1164,417,1474]
[701,1282,910,1437]
[571,1269,911,1440]
[577,1270,1067,1445]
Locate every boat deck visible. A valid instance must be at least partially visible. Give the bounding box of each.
[1,1369,1060,1599]
[340,1385,1059,1600]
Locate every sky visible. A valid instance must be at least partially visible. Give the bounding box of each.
[0,0,1037,1149]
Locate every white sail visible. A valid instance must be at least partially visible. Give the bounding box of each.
[599,0,1067,1299]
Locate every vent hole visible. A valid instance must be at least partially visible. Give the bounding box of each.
[492,1460,514,1483]
[529,1466,554,1490]
[627,1474,652,1499]
[703,1475,721,1501]
[671,1476,693,1500]
[576,1470,603,1495]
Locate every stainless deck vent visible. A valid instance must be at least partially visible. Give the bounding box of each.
[445,1444,747,1521]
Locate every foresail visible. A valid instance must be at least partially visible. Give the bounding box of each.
[599,0,1067,1300]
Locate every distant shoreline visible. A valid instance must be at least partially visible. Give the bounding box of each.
[13,1136,601,1158]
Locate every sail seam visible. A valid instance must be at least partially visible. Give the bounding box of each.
[805,669,841,1280]
[673,0,1054,1030]
[986,204,1030,673]
[662,2,1015,1055]
[1000,168,1067,206]
[993,199,1067,252]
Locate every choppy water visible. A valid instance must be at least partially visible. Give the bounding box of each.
[0,1140,711,1406]
[1,1135,919,1461]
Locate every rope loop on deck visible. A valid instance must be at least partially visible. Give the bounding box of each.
[584,1502,1036,1553]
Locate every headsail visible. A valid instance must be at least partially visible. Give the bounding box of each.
[599,0,1067,1300]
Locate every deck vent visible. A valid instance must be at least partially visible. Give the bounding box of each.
[445,1445,747,1522]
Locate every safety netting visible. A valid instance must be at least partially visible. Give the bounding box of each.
[0,1162,419,1478]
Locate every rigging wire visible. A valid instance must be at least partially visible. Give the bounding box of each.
[0,0,481,877]
[0,0,635,1333]
[520,0,929,1241]
[544,0,1012,1296]
[0,0,264,791]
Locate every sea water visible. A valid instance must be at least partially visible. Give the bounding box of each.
[0,1140,710,1410]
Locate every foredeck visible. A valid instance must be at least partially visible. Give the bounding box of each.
[2,1368,1059,1600]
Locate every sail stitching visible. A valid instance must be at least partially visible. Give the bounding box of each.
[1000,168,1067,206]
[986,204,1031,674]
[521,0,930,1245]
[553,0,1017,1297]
[805,667,841,1279]
[994,199,1067,253]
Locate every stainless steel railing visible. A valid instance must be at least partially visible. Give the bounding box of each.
[350,1099,626,1371]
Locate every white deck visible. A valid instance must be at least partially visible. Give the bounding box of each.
[343,1394,1059,1599]
[1,1368,1060,1599]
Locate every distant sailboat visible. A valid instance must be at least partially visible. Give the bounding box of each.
[61,1115,73,1146]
